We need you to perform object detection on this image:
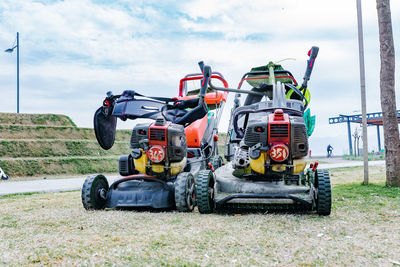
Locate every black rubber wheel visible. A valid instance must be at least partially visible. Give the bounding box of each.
[209,156,223,170]
[315,169,332,216]
[81,174,109,210]
[196,170,215,214]
[174,172,196,212]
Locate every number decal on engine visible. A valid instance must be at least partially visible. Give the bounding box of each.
[269,144,289,162]
[147,145,165,163]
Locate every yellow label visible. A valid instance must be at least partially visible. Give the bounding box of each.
[249,151,267,174]
[133,149,147,174]
[292,158,307,174]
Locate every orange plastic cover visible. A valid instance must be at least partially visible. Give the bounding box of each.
[177,91,228,105]
[185,116,208,148]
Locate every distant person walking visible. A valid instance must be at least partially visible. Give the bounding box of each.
[327,144,333,158]
[0,167,9,180]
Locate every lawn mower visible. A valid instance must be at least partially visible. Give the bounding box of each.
[195,47,332,215]
[81,62,228,211]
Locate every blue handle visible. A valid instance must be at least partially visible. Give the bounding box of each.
[303,46,319,86]
[198,61,205,73]
[198,61,212,98]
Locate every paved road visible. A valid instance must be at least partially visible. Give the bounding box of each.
[0,160,385,196]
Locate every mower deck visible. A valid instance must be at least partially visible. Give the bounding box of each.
[214,163,313,210]
[106,176,175,209]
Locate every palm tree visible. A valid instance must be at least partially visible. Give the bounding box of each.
[376,0,400,186]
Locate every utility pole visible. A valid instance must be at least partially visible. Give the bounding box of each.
[17,32,19,114]
[4,32,20,113]
[356,0,369,184]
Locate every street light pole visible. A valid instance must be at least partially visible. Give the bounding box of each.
[356,0,369,184]
[17,32,19,114]
[4,32,20,114]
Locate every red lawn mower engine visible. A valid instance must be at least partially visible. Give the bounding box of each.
[119,117,187,178]
[242,109,308,180]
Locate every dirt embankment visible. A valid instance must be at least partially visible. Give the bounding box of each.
[0,113,131,177]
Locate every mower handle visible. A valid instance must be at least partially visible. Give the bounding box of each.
[198,61,212,98]
[301,46,319,89]
[199,61,267,97]
[198,62,308,108]
[179,72,227,97]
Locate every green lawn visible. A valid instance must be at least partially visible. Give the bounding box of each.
[0,166,399,266]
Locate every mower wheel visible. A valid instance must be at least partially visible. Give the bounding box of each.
[174,172,196,212]
[196,170,215,214]
[315,169,331,216]
[81,174,109,210]
[210,156,223,170]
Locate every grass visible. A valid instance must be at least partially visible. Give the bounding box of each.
[342,153,385,161]
[0,124,131,141]
[0,112,76,127]
[330,165,387,184]
[0,112,132,177]
[0,140,130,158]
[0,157,119,177]
[0,167,399,266]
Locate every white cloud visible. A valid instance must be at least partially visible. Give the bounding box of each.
[0,0,399,155]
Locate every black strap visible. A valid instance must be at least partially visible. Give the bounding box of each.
[122,90,175,103]
[174,101,208,126]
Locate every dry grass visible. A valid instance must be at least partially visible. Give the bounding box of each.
[0,167,399,266]
[0,113,131,177]
[330,166,387,184]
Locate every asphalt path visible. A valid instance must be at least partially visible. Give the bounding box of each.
[0,159,385,196]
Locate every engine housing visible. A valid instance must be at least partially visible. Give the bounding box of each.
[125,118,187,178]
[244,112,308,159]
[241,109,308,177]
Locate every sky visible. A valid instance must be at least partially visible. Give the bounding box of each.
[0,0,399,156]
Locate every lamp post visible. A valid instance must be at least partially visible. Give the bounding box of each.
[4,32,20,114]
[356,1,369,184]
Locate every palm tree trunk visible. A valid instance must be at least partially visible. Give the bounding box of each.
[376,0,400,186]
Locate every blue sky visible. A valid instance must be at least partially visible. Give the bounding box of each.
[0,0,399,155]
